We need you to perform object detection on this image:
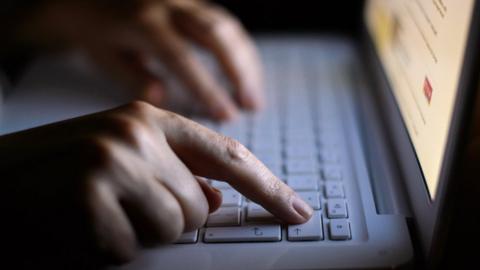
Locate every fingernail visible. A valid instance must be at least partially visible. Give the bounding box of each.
[239,82,264,111]
[240,90,256,109]
[144,83,165,106]
[211,103,237,121]
[211,187,222,195]
[292,196,313,221]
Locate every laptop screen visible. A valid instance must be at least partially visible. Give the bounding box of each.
[365,0,475,199]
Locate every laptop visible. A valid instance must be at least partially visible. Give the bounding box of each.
[1,0,479,269]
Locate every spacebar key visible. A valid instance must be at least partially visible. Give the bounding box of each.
[204,225,281,243]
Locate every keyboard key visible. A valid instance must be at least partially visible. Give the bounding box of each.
[233,135,248,146]
[255,152,282,165]
[175,230,198,244]
[288,211,323,241]
[285,145,317,159]
[318,131,339,143]
[256,155,281,166]
[211,181,231,190]
[251,130,280,142]
[287,175,319,191]
[285,130,315,141]
[207,207,241,227]
[261,160,283,177]
[297,191,321,209]
[285,118,313,130]
[325,182,345,198]
[247,203,276,222]
[219,116,248,137]
[286,159,318,174]
[204,225,281,243]
[251,135,281,146]
[319,150,340,163]
[329,219,351,240]
[322,167,343,181]
[251,144,281,156]
[285,128,315,138]
[327,199,348,218]
[221,189,242,207]
[252,118,280,132]
[268,167,284,178]
[192,119,217,131]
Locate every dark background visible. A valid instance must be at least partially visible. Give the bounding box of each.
[0,1,365,83]
[215,0,365,34]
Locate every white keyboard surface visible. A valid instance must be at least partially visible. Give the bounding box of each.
[182,40,355,244]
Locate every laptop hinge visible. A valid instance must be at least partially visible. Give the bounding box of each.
[350,49,412,217]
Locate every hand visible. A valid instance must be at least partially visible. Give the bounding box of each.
[0,101,311,267]
[10,0,263,120]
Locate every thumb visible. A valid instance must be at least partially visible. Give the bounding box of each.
[196,176,223,213]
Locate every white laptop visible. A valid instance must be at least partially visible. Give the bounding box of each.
[1,1,479,269]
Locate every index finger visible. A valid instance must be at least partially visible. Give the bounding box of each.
[154,109,313,224]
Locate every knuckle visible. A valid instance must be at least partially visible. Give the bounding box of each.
[202,6,239,32]
[182,191,209,231]
[124,100,155,119]
[134,4,165,27]
[80,165,116,208]
[222,136,250,165]
[81,176,102,210]
[157,108,180,122]
[159,201,184,242]
[79,136,118,169]
[160,46,191,67]
[189,206,209,231]
[105,114,151,149]
[80,179,138,264]
[207,16,239,37]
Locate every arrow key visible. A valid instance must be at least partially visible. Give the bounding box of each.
[287,211,323,241]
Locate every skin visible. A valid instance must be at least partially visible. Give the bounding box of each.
[1,0,312,267]
[11,0,264,120]
[0,101,313,266]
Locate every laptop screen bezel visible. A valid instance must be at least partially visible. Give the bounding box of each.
[362,1,480,260]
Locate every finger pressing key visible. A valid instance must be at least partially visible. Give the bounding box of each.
[156,111,313,224]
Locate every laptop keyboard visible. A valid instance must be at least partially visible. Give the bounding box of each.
[181,40,352,244]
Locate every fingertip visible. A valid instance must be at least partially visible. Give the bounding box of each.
[196,177,223,213]
[209,103,239,121]
[238,88,265,111]
[208,187,223,213]
[266,193,313,225]
[268,201,312,225]
[290,195,314,223]
[142,82,166,107]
